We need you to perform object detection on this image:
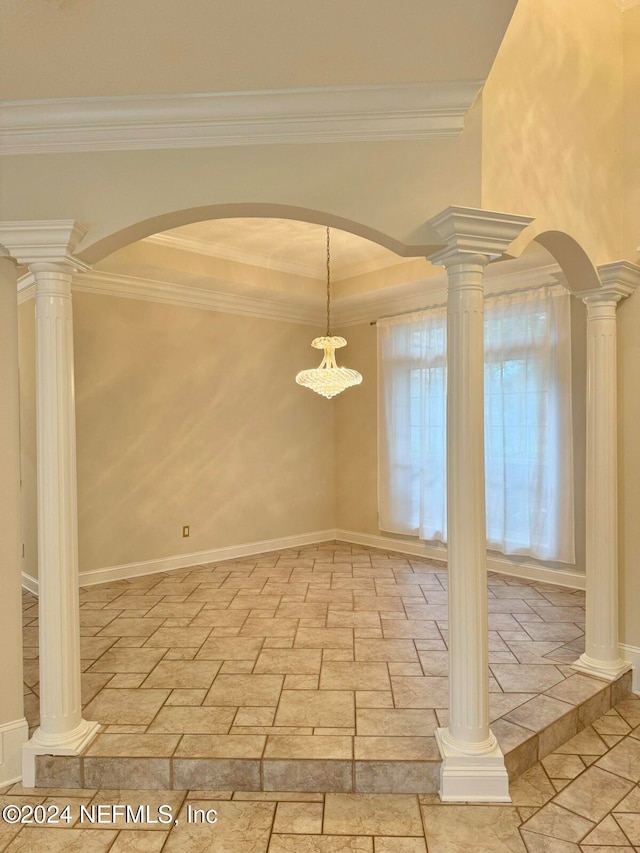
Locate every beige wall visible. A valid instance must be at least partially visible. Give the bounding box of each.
[481,0,624,265]
[618,5,640,650]
[19,292,337,576]
[623,6,640,259]
[335,323,379,535]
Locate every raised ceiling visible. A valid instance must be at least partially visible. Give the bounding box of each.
[1,0,518,100]
[146,219,403,281]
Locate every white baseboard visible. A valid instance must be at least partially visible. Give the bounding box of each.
[77,529,337,587]
[0,717,29,785]
[21,572,38,595]
[336,528,586,590]
[620,644,640,695]
[22,527,586,593]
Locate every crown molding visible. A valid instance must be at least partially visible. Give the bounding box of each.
[335,260,562,326]
[145,231,409,282]
[0,81,484,156]
[17,258,564,330]
[18,269,325,325]
[145,232,323,280]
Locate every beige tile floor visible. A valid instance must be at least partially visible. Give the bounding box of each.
[2,694,639,851]
[21,542,626,792]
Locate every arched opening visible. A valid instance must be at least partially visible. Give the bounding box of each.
[78,203,430,267]
[18,209,622,796]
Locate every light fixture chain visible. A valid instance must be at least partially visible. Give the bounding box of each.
[326,226,331,336]
[295,224,362,397]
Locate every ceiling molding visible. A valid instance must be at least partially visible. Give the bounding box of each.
[0,81,484,156]
[335,261,562,326]
[145,231,409,282]
[18,259,563,329]
[18,269,325,325]
[145,233,323,280]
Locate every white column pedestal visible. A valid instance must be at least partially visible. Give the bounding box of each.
[435,729,510,802]
[22,264,99,787]
[572,271,638,683]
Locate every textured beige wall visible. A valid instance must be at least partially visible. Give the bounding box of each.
[17,300,37,581]
[623,7,640,259]
[618,293,640,649]
[334,323,379,534]
[481,0,624,264]
[19,292,337,576]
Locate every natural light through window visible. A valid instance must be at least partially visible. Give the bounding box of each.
[378,286,575,563]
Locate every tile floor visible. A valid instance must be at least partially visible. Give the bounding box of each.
[21,542,627,791]
[2,694,639,851]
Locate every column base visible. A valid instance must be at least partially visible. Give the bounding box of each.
[435,727,511,803]
[572,653,632,683]
[21,718,100,787]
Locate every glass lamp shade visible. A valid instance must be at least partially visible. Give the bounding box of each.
[296,336,363,399]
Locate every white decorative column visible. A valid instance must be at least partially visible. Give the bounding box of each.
[573,261,639,682]
[0,249,29,785]
[0,221,99,786]
[427,207,533,802]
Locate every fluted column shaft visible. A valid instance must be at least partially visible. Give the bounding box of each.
[22,263,99,785]
[574,292,631,681]
[34,266,84,738]
[442,260,495,751]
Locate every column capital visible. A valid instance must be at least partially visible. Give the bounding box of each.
[573,261,640,308]
[0,219,89,270]
[426,206,534,267]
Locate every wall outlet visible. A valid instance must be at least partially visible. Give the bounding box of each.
[182,525,190,538]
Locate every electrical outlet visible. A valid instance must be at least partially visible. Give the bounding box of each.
[182,525,190,538]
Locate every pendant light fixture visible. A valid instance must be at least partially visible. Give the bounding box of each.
[296,227,363,399]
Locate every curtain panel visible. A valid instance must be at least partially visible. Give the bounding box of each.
[377,286,575,563]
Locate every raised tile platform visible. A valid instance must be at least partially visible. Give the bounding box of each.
[21,542,632,792]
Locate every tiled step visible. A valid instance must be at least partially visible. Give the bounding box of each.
[500,669,632,780]
[34,671,632,793]
[36,754,441,794]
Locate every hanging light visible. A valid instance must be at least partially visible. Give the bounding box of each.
[296,227,363,399]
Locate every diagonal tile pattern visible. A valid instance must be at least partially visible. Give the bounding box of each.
[3,694,639,852]
[20,542,630,792]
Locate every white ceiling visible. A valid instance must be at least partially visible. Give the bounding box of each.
[0,0,518,100]
[146,218,404,281]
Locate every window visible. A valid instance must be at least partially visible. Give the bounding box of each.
[378,287,575,563]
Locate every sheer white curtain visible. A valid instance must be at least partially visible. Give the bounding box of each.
[378,307,448,542]
[378,286,575,563]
